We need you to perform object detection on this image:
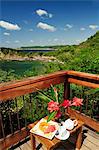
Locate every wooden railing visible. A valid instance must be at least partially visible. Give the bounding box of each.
[0,70,99,150]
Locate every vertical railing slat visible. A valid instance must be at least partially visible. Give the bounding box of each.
[0,105,5,138]
[85,96,88,115]
[8,101,13,134]
[91,98,94,118]
[80,86,84,113]
[23,95,27,128]
[15,98,21,130]
[29,93,33,121]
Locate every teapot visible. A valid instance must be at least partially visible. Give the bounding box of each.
[62,119,78,130]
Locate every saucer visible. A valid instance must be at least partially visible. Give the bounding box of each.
[55,130,70,140]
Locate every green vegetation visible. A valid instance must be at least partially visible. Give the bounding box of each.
[0,31,99,83]
[0,32,99,138]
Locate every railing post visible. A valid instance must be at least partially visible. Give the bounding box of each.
[64,76,70,99]
[64,76,70,115]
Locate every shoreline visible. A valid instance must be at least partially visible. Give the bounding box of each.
[0,55,64,64]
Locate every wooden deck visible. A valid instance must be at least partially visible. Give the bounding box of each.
[13,127,99,150]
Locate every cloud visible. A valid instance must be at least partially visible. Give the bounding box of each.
[15,40,20,43]
[36,9,53,18]
[0,20,21,30]
[4,32,10,36]
[66,24,73,29]
[37,22,56,32]
[89,25,98,30]
[36,9,48,16]
[30,40,34,43]
[80,27,85,31]
[54,38,58,42]
[6,41,10,43]
[76,39,81,43]
[48,39,52,42]
[76,39,83,44]
[64,24,73,31]
[49,14,53,18]
[29,29,33,32]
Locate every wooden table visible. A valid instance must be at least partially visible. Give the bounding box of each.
[29,118,84,150]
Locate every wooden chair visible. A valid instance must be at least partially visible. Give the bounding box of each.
[28,117,84,150]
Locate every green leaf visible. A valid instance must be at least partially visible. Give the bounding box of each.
[51,85,58,102]
[47,111,57,122]
[50,85,56,98]
[37,91,52,102]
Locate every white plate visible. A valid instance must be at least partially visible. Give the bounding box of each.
[55,130,70,140]
[30,118,59,140]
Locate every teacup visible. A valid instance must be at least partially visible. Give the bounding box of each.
[58,126,67,137]
[62,119,78,130]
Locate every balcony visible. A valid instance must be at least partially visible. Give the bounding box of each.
[0,70,99,150]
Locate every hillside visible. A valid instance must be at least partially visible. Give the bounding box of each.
[44,31,99,74]
[69,31,99,74]
[79,31,99,48]
[77,31,99,54]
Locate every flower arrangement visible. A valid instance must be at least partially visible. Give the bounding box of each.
[38,85,83,122]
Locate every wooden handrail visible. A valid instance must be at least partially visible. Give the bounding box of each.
[0,70,67,92]
[0,70,98,91]
[0,70,99,102]
[0,71,99,102]
[67,70,99,81]
[68,78,99,88]
[0,71,67,101]
[67,108,99,132]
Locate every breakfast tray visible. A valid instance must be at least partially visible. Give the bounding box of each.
[30,118,59,139]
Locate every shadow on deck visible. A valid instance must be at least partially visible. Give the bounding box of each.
[12,127,99,150]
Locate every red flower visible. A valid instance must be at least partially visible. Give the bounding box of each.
[55,110,62,119]
[72,97,83,106]
[62,100,71,108]
[47,100,59,112]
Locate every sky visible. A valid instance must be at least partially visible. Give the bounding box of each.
[0,0,99,48]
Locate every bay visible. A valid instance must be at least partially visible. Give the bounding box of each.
[0,60,44,76]
[16,49,54,53]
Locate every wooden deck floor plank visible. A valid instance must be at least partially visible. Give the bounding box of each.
[13,127,99,150]
[81,144,91,150]
[83,138,99,150]
[87,130,99,140]
[26,139,43,150]
[19,142,32,150]
[84,132,99,146]
[83,127,99,139]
